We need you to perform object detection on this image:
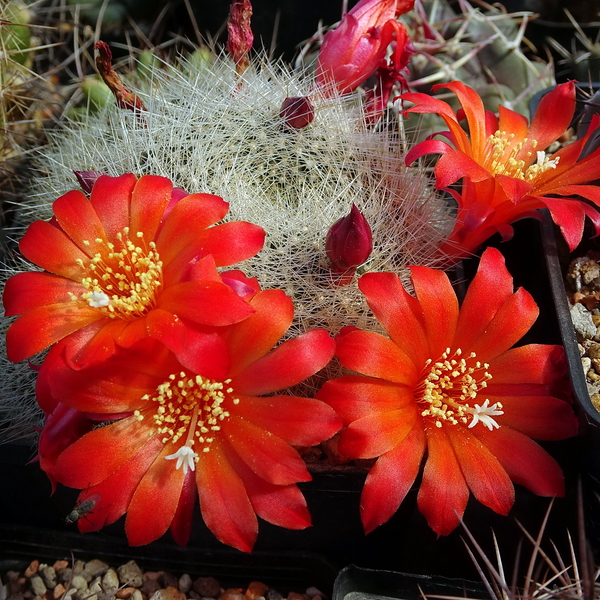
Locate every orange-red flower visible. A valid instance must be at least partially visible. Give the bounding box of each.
[39,287,341,551]
[316,247,578,536]
[3,174,265,366]
[402,81,600,260]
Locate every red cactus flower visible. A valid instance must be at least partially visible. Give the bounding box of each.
[316,247,578,536]
[402,81,600,261]
[40,287,341,551]
[316,0,415,95]
[3,174,265,366]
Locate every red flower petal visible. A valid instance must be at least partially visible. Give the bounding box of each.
[191,222,266,267]
[360,422,426,533]
[488,394,578,440]
[222,440,311,530]
[435,149,491,188]
[417,425,469,536]
[77,435,164,532]
[445,425,514,516]
[358,272,428,366]
[89,174,136,240]
[467,287,539,362]
[2,272,83,315]
[52,190,108,255]
[316,376,413,425]
[233,329,334,395]
[6,304,104,362]
[338,405,419,459]
[470,426,565,496]
[125,443,186,546]
[157,280,255,326]
[224,416,311,485]
[335,328,417,384]
[55,417,157,488]
[19,220,90,280]
[410,265,459,360]
[196,440,258,553]
[225,289,294,376]
[490,344,566,385]
[169,471,197,547]
[453,247,514,351]
[145,309,230,380]
[129,175,172,241]
[232,394,342,446]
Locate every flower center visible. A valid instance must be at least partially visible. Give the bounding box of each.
[70,227,163,319]
[486,131,559,182]
[416,347,502,430]
[135,371,238,474]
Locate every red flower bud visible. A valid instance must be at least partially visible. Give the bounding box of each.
[326,204,373,277]
[280,96,315,129]
[73,170,104,194]
[227,0,253,75]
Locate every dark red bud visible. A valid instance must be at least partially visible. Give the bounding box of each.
[280,96,315,129]
[73,170,104,194]
[326,204,373,275]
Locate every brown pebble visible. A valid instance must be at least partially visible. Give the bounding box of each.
[592,394,600,411]
[160,573,178,589]
[246,583,268,600]
[117,587,137,599]
[53,562,69,572]
[53,584,66,599]
[287,594,307,600]
[588,369,600,382]
[193,578,221,598]
[219,589,244,600]
[24,561,39,578]
[140,581,162,596]
[148,587,185,600]
[144,573,163,582]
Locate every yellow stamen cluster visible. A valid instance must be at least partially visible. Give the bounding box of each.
[69,227,163,318]
[417,348,494,429]
[486,131,559,182]
[138,372,238,461]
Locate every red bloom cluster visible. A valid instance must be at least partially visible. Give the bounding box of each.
[3,174,341,551]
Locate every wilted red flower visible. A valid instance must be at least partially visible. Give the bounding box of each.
[41,288,341,551]
[403,81,600,260]
[316,0,414,95]
[3,174,265,366]
[316,247,577,536]
[227,0,253,75]
[325,204,373,283]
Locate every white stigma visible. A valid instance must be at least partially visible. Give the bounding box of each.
[536,150,559,170]
[165,446,198,474]
[87,291,110,308]
[467,399,504,431]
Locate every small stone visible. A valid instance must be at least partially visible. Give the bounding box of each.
[89,578,103,595]
[39,566,57,590]
[73,562,86,577]
[101,570,119,594]
[57,569,73,584]
[287,593,306,600]
[83,561,109,582]
[589,370,600,382]
[53,584,66,600]
[131,591,143,600]
[219,589,244,600]
[579,343,586,357]
[53,562,69,572]
[246,583,268,600]
[264,590,282,600]
[0,584,6,600]
[571,303,597,340]
[140,580,161,597]
[178,575,193,594]
[305,589,324,599]
[582,357,592,374]
[116,587,136,599]
[144,573,163,582]
[29,577,46,598]
[160,573,178,590]
[592,393,600,411]
[75,592,95,600]
[118,562,143,588]
[6,572,23,596]
[24,563,39,578]
[149,587,185,600]
[188,592,201,600]
[70,576,88,591]
[193,578,220,598]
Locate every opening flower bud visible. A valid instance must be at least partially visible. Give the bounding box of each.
[73,170,104,194]
[326,204,373,279]
[280,96,314,129]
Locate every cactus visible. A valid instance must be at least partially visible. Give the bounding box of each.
[401,0,554,117]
